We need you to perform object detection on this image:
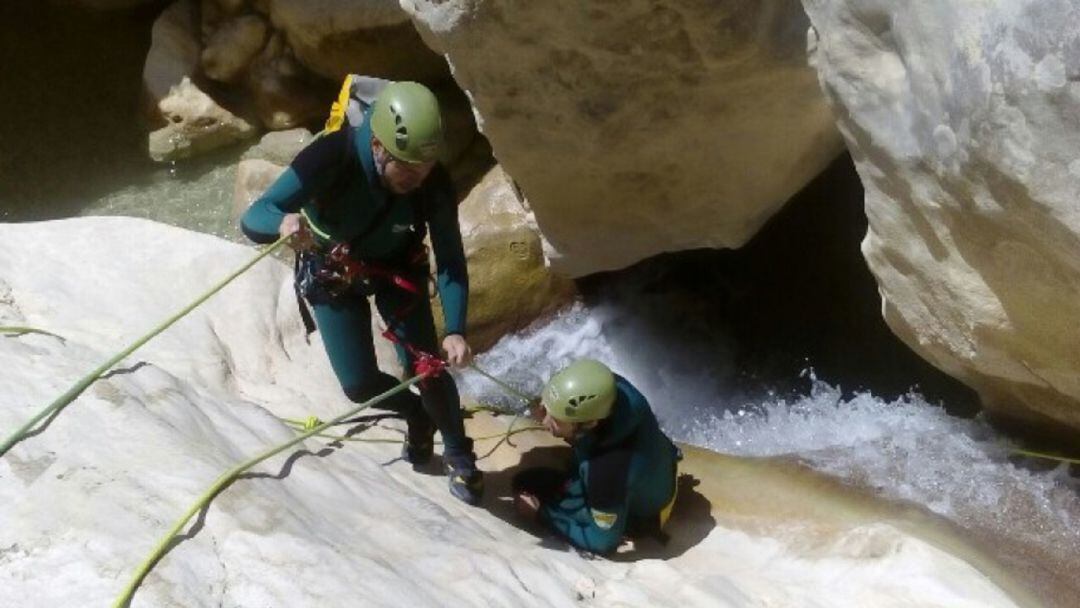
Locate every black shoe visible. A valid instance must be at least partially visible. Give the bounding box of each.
[402,413,435,468]
[401,437,434,467]
[444,451,484,505]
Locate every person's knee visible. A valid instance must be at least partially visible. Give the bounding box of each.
[342,380,390,403]
[418,373,457,402]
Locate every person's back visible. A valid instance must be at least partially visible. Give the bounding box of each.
[571,375,678,527]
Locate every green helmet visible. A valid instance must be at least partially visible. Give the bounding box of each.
[542,359,617,423]
[369,81,443,164]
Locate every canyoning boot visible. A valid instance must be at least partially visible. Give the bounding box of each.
[444,450,484,505]
[401,410,435,468]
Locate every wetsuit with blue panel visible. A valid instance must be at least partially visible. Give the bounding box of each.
[515,375,679,554]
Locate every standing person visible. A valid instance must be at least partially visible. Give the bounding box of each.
[513,359,680,553]
[240,81,483,505]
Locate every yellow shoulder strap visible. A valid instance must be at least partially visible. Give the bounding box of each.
[324,74,355,134]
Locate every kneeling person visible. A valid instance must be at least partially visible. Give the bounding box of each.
[514,359,679,554]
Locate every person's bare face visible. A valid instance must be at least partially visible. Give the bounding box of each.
[541,406,579,440]
[372,139,435,194]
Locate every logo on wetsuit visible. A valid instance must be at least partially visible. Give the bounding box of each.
[591,508,618,530]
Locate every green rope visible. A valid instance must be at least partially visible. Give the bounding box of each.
[280,418,543,446]
[463,403,519,416]
[1011,448,1080,466]
[0,326,66,341]
[467,363,535,405]
[0,236,290,459]
[478,414,525,460]
[112,373,427,608]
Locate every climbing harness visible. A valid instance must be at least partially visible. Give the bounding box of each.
[0,235,291,459]
[292,235,451,385]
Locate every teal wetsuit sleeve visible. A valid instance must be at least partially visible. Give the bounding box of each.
[425,170,469,336]
[240,130,350,244]
[240,168,305,243]
[540,474,628,554]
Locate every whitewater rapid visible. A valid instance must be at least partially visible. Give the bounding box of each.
[456,303,1080,604]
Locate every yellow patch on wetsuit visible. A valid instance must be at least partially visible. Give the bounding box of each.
[591,509,618,530]
[658,463,680,528]
[659,491,677,528]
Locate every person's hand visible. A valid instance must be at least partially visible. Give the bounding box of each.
[442,334,472,368]
[280,213,315,251]
[514,492,541,521]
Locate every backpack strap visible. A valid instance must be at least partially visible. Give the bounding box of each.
[313,126,358,219]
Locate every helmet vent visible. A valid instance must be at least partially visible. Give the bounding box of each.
[389,102,408,150]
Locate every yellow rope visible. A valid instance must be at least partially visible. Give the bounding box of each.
[0,236,290,459]
[280,419,543,446]
[112,373,427,608]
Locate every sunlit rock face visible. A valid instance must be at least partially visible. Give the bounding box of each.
[402,0,844,276]
[0,220,1024,608]
[267,0,448,82]
[802,0,1080,435]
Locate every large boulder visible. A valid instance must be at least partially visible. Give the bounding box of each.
[232,157,287,220]
[53,0,157,9]
[201,13,269,84]
[443,166,577,351]
[148,77,257,162]
[801,0,1080,435]
[140,0,471,151]
[144,1,258,161]
[267,0,449,82]
[402,0,844,276]
[232,128,314,219]
[142,0,201,104]
[243,30,332,130]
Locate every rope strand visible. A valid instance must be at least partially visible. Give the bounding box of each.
[112,372,426,608]
[0,236,289,459]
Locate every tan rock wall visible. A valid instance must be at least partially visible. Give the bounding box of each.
[142,0,461,160]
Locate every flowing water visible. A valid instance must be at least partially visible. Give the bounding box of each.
[450,158,1080,606]
[455,302,1080,607]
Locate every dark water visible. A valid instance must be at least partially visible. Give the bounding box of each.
[0,1,166,221]
[578,153,981,415]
